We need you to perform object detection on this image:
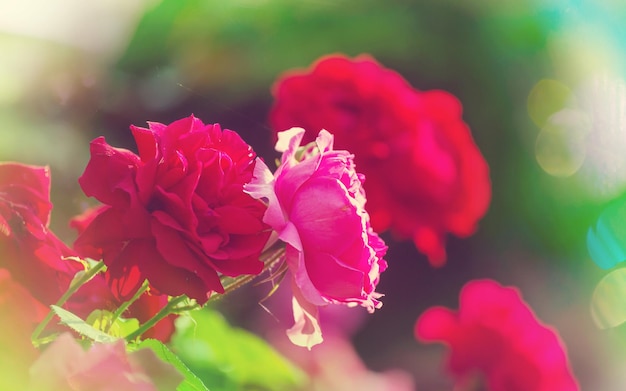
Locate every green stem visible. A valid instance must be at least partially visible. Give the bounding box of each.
[107,280,150,332]
[124,245,286,342]
[213,245,286,301]
[31,261,107,345]
[125,295,187,342]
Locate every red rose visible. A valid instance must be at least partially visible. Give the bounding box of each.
[0,163,80,304]
[70,206,176,342]
[270,54,491,266]
[74,115,271,303]
[415,279,579,391]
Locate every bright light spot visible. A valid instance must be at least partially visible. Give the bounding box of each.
[576,74,626,199]
[0,0,152,55]
[587,200,626,269]
[591,267,626,329]
[527,79,574,128]
[535,108,590,178]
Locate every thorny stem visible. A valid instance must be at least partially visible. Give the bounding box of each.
[124,295,188,342]
[124,244,286,342]
[107,279,150,332]
[217,244,286,300]
[31,260,107,346]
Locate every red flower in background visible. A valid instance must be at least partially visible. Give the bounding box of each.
[0,163,81,304]
[74,115,270,304]
[0,269,47,389]
[415,279,579,391]
[270,54,491,266]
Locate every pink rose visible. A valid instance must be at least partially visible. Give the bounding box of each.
[74,115,271,303]
[245,128,387,348]
[0,163,81,304]
[415,279,579,391]
[27,333,183,391]
[270,54,491,266]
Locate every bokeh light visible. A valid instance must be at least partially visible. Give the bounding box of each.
[3,0,626,389]
[591,267,626,329]
[535,108,589,178]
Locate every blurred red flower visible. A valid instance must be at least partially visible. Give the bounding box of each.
[270,54,490,266]
[0,163,81,304]
[415,279,579,391]
[0,269,46,389]
[74,115,270,304]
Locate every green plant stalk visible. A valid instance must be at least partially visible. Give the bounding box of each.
[217,244,286,299]
[107,279,150,332]
[124,245,286,342]
[31,260,107,345]
[124,294,188,342]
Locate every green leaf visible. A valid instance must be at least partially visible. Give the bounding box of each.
[171,309,305,391]
[86,310,140,339]
[50,305,117,343]
[135,339,210,391]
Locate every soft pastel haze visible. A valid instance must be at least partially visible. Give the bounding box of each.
[3,1,626,389]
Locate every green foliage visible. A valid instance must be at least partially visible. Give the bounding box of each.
[51,305,118,343]
[86,309,140,339]
[170,309,306,391]
[116,0,418,100]
[135,339,210,391]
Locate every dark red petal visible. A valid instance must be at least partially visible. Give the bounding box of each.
[79,137,140,208]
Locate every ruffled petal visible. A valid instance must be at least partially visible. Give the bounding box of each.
[286,278,323,350]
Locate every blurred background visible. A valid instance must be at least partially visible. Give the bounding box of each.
[2,0,626,389]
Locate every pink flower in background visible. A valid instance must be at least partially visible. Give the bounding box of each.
[74,115,271,304]
[272,332,414,391]
[246,127,387,348]
[27,333,183,391]
[0,163,81,305]
[415,279,579,391]
[270,54,491,266]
